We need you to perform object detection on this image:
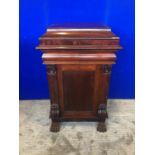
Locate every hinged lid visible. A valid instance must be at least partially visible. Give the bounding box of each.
[37,23,122,50]
[47,23,111,32]
[36,23,122,64]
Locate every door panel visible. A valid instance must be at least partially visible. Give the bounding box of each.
[58,65,98,119]
[63,70,94,111]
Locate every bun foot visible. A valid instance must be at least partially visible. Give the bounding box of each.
[97,122,106,132]
[50,122,60,132]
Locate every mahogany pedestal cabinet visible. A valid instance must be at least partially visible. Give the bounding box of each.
[36,24,122,132]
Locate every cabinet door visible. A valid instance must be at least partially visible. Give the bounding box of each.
[57,64,100,120]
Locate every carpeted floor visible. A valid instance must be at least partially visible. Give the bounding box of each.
[19,100,135,155]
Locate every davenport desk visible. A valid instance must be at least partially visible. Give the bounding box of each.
[36,24,122,132]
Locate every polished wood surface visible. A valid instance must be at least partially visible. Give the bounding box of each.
[37,23,122,132]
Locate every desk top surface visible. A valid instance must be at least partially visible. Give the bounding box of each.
[47,23,111,32]
[37,23,122,51]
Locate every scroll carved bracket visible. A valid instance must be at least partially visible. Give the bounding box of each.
[103,65,112,74]
[97,103,107,132]
[46,65,57,76]
[49,104,60,119]
[49,104,60,132]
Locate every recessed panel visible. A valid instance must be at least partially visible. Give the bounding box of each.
[63,71,95,111]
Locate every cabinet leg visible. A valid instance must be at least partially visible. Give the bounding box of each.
[49,104,60,132]
[97,104,107,132]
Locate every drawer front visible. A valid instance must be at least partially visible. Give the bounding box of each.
[40,39,119,46]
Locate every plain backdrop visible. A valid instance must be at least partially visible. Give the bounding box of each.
[1,0,155,155]
[19,0,135,99]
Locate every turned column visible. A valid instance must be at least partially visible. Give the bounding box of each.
[46,65,60,132]
[97,64,112,132]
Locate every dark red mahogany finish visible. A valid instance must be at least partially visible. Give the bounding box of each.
[36,23,122,132]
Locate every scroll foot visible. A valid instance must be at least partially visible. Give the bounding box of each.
[97,122,106,132]
[50,122,60,132]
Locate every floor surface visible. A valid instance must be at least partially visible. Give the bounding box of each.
[19,100,135,155]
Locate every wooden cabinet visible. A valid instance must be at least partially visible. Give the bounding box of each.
[37,23,122,132]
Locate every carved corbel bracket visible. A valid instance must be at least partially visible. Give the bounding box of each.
[50,104,60,119]
[97,103,107,132]
[46,65,57,76]
[50,104,60,132]
[103,65,112,74]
